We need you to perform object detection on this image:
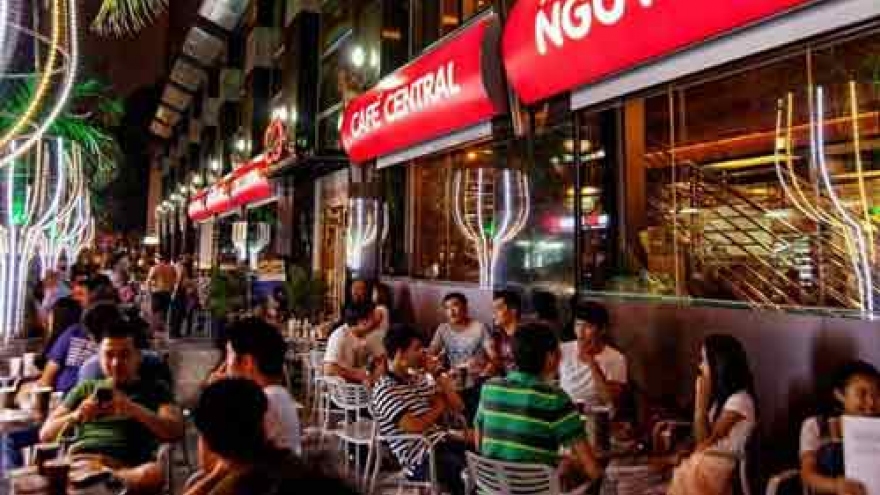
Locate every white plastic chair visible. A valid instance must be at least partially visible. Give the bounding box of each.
[365,428,443,495]
[327,379,374,490]
[765,469,810,495]
[465,452,588,495]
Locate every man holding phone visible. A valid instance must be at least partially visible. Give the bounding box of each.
[40,320,184,493]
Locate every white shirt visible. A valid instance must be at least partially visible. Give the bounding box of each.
[325,324,376,371]
[264,385,302,455]
[559,342,627,408]
[708,391,757,456]
[800,416,841,456]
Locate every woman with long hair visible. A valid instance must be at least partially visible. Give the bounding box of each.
[668,334,757,495]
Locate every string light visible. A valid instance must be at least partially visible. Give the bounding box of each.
[0,0,78,170]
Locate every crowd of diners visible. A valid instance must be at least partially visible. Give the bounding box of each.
[3,266,878,495]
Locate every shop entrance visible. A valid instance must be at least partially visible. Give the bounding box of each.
[320,204,347,319]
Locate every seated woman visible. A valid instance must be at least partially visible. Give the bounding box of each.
[800,361,879,495]
[667,334,757,495]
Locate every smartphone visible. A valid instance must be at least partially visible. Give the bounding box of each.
[95,387,113,405]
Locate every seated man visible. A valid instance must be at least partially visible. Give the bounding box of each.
[559,300,628,411]
[185,378,301,495]
[486,290,523,376]
[475,323,602,484]
[223,318,301,455]
[40,319,184,494]
[77,315,171,387]
[324,304,380,383]
[428,292,491,371]
[372,324,469,495]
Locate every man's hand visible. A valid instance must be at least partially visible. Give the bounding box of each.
[76,396,104,423]
[108,390,139,418]
[424,354,443,375]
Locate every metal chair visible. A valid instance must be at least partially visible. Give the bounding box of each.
[365,430,442,495]
[326,379,374,490]
[765,469,809,495]
[465,452,589,495]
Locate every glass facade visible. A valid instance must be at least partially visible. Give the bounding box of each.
[372,18,880,319]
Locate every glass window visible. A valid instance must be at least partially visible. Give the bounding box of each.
[320,0,352,54]
[381,166,408,276]
[410,149,480,282]
[319,50,344,111]
[317,107,342,152]
[596,25,880,317]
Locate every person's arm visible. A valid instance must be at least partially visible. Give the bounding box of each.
[580,353,625,408]
[183,460,232,495]
[40,385,98,442]
[115,394,184,443]
[569,438,604,481]
[397,393,447,434]
[38,361,61,389]
[801,451,866,495]
[435,374,465,414]
[427,327,445,355]
[145,266,156,289]
[693,375,712,443]
[323,362,369,383]
[695,410,744,452]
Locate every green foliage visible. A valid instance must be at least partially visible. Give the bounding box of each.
[284,265,327,319]
[208,267,248,318]
[0,77,123,192]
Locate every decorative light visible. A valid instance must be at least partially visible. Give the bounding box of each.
[289,107,298,124]
[369,49,379,69]
[0,0,78,170]
[451,168,530,288]
[235,137,248,153]
[193,175,203,187]
[143,235,159,246]
[272,106,289,122]
[211,158,221,172]
[346,198,388,271]
[351,45,366,68]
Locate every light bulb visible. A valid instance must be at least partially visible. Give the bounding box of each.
[351,45,366,68]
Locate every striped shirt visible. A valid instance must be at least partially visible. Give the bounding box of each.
[371,373,447,474]
[474,371,586,466]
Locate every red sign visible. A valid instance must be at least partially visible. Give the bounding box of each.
[230,158,273,207]
[205,185,233,215]
[503,0,815,104]
[341,14,505,164]
[187,190,210,222]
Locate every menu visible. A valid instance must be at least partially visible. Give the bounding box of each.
[843,416,880,495]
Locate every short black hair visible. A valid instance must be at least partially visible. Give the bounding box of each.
[194,378,268,463]
[573,300,610,331]
[384,324,422,359]
[442,292,468,306]
[512,322,559,375]
[493,289,522,316]
[226,317,287,377]
[102,316,141,343]
[82,303,123,341]
[343,303,374,326]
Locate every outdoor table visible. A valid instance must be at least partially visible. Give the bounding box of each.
[0,408,39,476]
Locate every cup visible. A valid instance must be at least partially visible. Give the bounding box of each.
[42,459,70,495]
[31,387,53,418]
[34,443,60,473]
[455,365,468,389]
[23,353,38,378]
[1,386,17,409]
[9,357,23,378]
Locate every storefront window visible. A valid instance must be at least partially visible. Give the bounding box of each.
[381,166,408,276]
[597,26,880,317]
[320,0,352,53]
[410,149,480,282]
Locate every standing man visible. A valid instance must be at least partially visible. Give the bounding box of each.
[145,254,177,334]
[486,290,522,376]
[429,293,491,371]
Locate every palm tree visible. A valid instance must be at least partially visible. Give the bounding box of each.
[92,0,169,38]
[0,76,124,192]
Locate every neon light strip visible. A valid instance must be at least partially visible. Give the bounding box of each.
[849,81,874,263]
[815,86,874,318]
[0,0,78,170]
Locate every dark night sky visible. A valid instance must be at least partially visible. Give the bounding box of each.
[80,1,201,235]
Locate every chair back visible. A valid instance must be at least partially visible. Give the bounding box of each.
[328,379,370,412]
[309,349,325,371]
[466,452,558,495]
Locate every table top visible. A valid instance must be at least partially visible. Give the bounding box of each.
[0,408,37,432]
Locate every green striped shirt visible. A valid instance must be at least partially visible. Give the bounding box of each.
[474,371,585,466]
